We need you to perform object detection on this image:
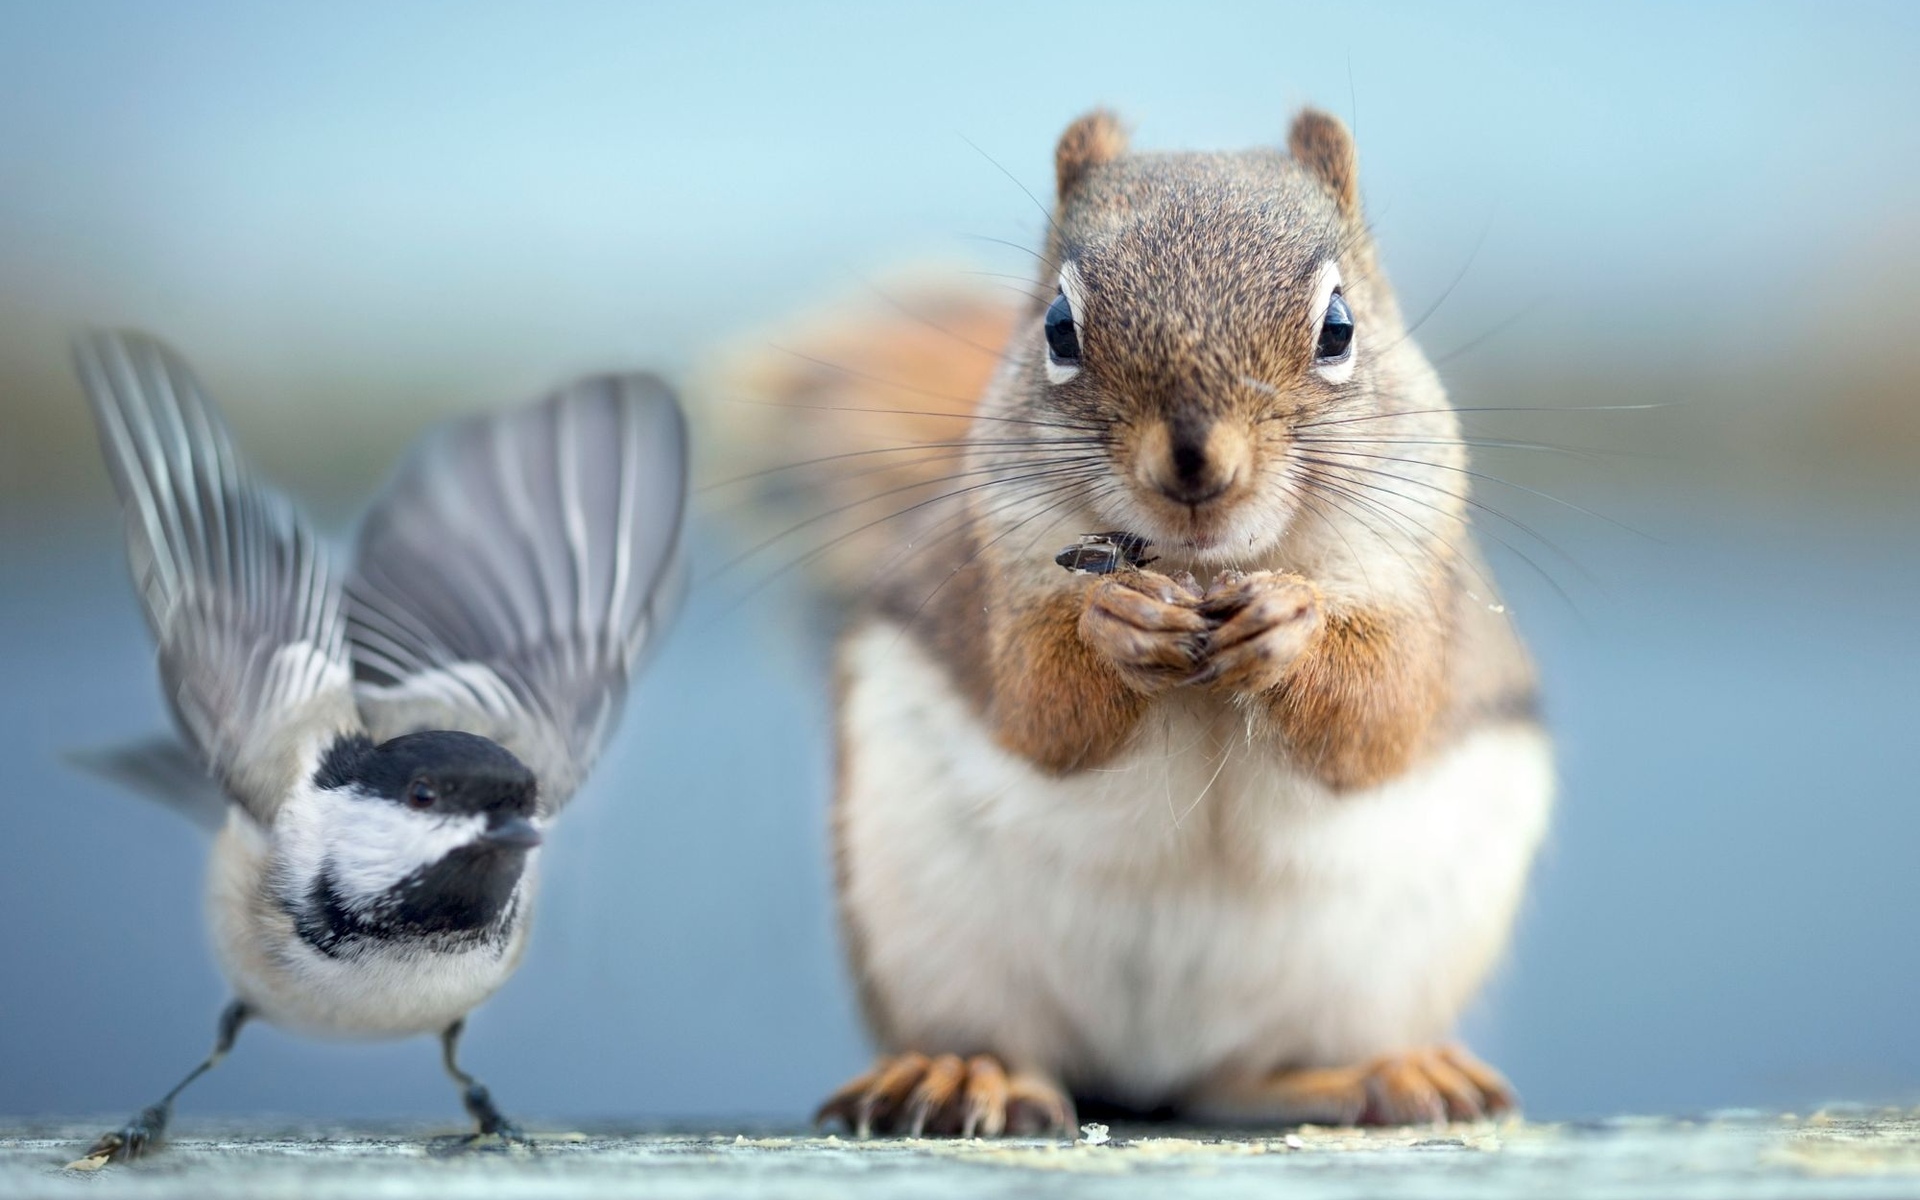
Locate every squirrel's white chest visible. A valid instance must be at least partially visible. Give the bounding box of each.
[836,621,1552,1105]
[204,821,533,1039]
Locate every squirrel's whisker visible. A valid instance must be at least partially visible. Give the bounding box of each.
[766,345,1001,409]
[857,278,1015,359]
[888,476,1110,644]
[700,436,1106,494]
[1296,434,1654,463]
[962,233,1053,267]
[1298,444,1656,540]
[1291,401,1672,432]
[720,394,1103,435]
[712,466,1107,623]
[1383,213,1497,351]
[694,448,1102,527]
[1298,455,1588,610]
[708,455,1114,583]
[1429,297,1547,366]
[1286,469,1465,621]
[960,133,1064,243]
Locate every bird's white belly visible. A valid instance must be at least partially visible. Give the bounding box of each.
[838,621,1552,1105]
[230,925,529,1040]
[205,819,533,1039]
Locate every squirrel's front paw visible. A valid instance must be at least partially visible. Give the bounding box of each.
[1079,570,1209,694]
[1193,570,1322,693]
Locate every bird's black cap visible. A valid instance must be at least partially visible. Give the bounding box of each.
[313,730,538,819]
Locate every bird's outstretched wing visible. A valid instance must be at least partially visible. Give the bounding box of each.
[346,374,688,817]
[64,736,231,833]
[75,332,363,824]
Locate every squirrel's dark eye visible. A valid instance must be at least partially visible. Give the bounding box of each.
[1316,290,1354,363]
[1044,291,1081,366]
[407,780,437,810]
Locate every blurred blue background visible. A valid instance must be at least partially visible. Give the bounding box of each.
[2,1,1917,1126]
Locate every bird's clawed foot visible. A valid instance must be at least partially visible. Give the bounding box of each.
[428,1082,536,1155]
[433,1018,535,1154]
[430,1129,537,1156]
[66,1103,170,1170]
[816,1052,1075,1138]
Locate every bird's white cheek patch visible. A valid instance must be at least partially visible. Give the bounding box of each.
[275,784,486,907]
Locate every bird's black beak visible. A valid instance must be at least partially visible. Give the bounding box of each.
[479,815,543,851]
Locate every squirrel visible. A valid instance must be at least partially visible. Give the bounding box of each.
[705,106,1552,1135]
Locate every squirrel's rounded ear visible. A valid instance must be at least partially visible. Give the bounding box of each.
[1056,109,1128,201]
[1288,108,1359,217]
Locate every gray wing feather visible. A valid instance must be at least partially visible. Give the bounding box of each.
[64,736,230,834]
[347,373,688,816]
[74,332,362,823]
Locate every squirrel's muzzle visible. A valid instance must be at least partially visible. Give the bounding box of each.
[1136,416,1251,508]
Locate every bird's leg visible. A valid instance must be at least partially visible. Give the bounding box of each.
[69,1000,252,1168]
[439,1018,531,1149]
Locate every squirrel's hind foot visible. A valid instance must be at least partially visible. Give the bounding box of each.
[1191,1044,1515,1128]
[815,1052,1075,1139]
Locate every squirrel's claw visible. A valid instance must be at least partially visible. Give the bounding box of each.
[816,1052,1075,1139]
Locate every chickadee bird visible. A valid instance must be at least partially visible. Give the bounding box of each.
[68,332,687,1163]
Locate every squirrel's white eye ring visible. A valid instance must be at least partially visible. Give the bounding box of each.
[1044,290,1081,384]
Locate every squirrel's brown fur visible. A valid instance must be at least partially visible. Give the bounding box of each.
[708,107,1547,1135]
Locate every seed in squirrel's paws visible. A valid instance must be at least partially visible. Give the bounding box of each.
[1055,531,1155,574]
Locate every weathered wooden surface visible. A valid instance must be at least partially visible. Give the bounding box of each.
[4,1111,1920,1198]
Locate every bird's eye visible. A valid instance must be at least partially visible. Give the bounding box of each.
[1316,290,1354,363]
[407,780,437,810]
[1044,291,1081,368]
